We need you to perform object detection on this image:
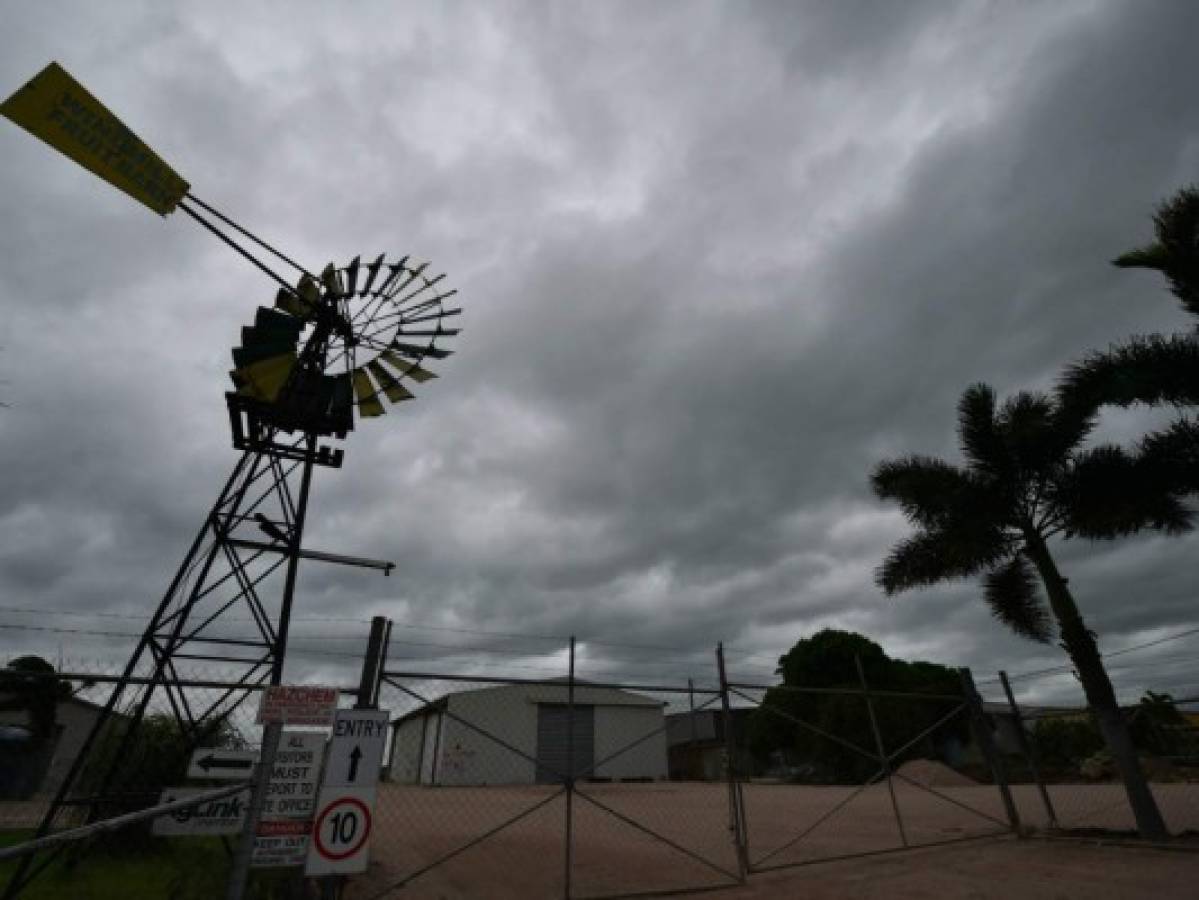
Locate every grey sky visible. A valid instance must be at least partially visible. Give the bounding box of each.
[1,1,1197,706]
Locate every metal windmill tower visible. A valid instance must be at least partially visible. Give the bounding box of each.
[1,62,461,892]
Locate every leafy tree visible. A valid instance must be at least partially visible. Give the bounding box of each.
[1060,185,1199,492]
[0,656,74,745]
[872,385,1192,839]
[745,630,966,783]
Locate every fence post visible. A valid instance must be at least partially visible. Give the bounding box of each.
[854,655,908,848]
[998,671,1056,830]
[564,636,576,900]
[959,668,1021,834]
[716,643,749,882]
[688,678,697,779]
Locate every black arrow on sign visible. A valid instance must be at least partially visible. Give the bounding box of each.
[198,754,253,773]
[348,746,362,782]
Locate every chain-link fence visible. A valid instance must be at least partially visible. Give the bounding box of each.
[3,632,1196,899]
[977,670,1199,840]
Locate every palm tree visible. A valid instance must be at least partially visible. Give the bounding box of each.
[872,384,1193,839]
[1060,186,1199,491]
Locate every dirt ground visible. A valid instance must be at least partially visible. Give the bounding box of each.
[351,781,1199,899]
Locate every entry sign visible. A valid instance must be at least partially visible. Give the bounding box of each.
[326,709,389,788]
[256,685,339,727]
[187,748,258,780]
[252,731,326,868]
[153,786,249,836]
[304,787,377,876]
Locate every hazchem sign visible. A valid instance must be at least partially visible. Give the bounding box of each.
[255,685,339,726]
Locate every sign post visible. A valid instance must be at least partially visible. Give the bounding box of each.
[305,709,389,877]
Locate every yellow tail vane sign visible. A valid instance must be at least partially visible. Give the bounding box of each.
[1,61,189,216]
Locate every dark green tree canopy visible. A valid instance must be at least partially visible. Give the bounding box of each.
[0,655,73,743]
[747,630,966,782]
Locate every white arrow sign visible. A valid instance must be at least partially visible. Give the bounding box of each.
[187,748,259,780]
[324,709,389,789]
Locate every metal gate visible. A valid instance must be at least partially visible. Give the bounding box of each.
[721,648,1018,874]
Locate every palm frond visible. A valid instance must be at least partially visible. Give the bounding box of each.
[871,456,974,529]
[958,384,1007,476]
[1140,418,1199,494]
[996,390,1080,474]
[1059,334,1199,412]
[877,526,1011,595]
[1114,185,1199,317]
[983,554,1053,643]
[1053,443,1194,538]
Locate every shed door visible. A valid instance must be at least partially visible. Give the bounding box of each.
[535,704,594,784]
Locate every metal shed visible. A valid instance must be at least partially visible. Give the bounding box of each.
[387,681,667,786]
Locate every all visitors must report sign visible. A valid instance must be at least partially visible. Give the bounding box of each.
[252,731,326,869]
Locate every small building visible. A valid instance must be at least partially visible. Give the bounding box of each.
[665,708,757,780]
[387,681,668,786]
[0,696,117,799]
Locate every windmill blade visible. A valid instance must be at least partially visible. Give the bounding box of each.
[391,340,453,360]
[395,327,462,338]
[401,307,462,326]
[351,368,386,417]
[344,255,361,296]
[366,360,414,404]
[232,352,296,402]
[254,307,304,341]
[360,253,386,296]
[233,337,293,369]
[320,263,345,298]
[376,257,409,296]
[276,274,319,319]
[381,351,437,383]
[385,259,428,300]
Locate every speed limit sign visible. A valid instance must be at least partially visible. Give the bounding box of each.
[304,787,376,875]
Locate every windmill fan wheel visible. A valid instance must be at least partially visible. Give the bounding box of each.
[227,254,460,439]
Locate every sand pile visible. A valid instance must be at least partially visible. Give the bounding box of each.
[895,759,978,788]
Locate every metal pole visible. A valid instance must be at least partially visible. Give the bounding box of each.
[688,678,697,779]
[960,668,1021,834]
[716,644,749,882]
[999,671,1056,829]
[564,636,575,900]
[227,440,319,900]
[356,617,391,709]
[855,655,907,848]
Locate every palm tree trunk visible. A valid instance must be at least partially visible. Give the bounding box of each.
[1023,531,1168,840]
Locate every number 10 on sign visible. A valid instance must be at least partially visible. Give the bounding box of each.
[304,787,376,876]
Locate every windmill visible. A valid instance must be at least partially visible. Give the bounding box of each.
[1,62,461,893]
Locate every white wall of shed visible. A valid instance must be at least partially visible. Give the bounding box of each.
[437,688,537,785]
[389,716,424,784]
